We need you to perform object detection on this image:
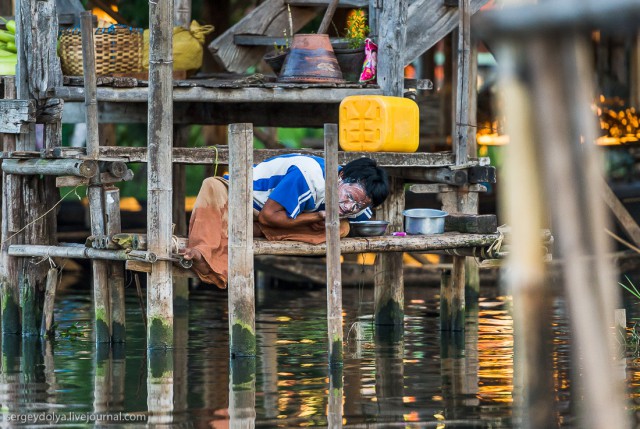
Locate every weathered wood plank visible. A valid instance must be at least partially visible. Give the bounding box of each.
[386,166,467,185]
[404,0,488,65]
[87,146,455,167]
[54,85,384,103]
[0,99,35,134]
[378,0,408,96]
[55,169,133,187]
[286,0,366,7]
[208,0,319,73]
[16,0,63,336]
[445,214,497,234]
[0,77,22,335]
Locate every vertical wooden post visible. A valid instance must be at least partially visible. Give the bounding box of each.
[147,0,175,349]
[81,12,111,343]
[105,188,126,342]
[368,0,380,40]
[443,0,475,330]
[1,77,21,334]
[15,0,62,336]
[172,126,189,313]
[374,0,407,328]
[377,0,408,97]
[495,39,555,429]
[453,0,471,166]
[527,33,627,429]
[374,176,405,326]
[324,124,343,365]
[174,0,191,29]
[172,0,191,310]
[228,123,255,357]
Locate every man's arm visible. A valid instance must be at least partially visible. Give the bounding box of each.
[258,199,325,230]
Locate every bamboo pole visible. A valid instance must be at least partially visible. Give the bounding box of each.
[9,243,157,262]
[1,77,21,334]
[147,0,175,349]
[81,12,111,344]
[1,158,98,177]
[228,123,255,357]
[495,39,555,429]
[528,33,627,429]
[324,124,343,365]
[105,188,126,343]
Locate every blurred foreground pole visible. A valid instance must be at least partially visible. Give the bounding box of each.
[476,1,631,428]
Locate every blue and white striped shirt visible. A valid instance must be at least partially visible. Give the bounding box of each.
[249,154,371,220]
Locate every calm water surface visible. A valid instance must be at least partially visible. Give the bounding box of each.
[0,277,633,428]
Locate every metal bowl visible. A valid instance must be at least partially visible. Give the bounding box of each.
[402,208,448,235]
[348,220,390,237]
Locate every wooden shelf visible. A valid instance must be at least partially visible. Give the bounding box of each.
[54,83,383,104]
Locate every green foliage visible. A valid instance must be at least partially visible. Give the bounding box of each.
[57,322,89,339]
[344,9,369,49]
[620,275,640,300]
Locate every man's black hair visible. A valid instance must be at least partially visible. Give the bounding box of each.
[341,157,389,208]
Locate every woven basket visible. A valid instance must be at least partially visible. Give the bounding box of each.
[59,25,143,76]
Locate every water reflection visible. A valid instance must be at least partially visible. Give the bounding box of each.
[0,283,577,427]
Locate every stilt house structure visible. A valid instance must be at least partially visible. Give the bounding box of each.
[0,0,501,359]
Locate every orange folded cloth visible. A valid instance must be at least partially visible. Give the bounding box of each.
[187,177,349,288]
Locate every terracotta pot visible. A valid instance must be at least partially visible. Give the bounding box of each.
[278,34,344,83]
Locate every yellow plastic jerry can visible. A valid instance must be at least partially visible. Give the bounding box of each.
[339,95,419,152]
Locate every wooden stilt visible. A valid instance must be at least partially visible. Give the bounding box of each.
[529,33,627,429]
[147,0,175,348]
[104,188,126,343]
[1,77,21,334]
[16,0,62,337]
[375,0,408,328]
[374,177,405,326]
[324,124,343,365]
[81,12,111,343]
[172,126,189,314]
[228,123,255,357]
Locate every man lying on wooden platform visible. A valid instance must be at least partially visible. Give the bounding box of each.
[182,155,390,288]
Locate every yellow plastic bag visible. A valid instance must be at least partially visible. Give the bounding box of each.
[143,20,214,72]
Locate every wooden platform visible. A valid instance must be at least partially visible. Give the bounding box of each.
[125,232,500,277]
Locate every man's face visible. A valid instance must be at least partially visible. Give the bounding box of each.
[338,179,372,216]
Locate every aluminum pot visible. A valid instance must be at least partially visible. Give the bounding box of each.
[402,209,448,235]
